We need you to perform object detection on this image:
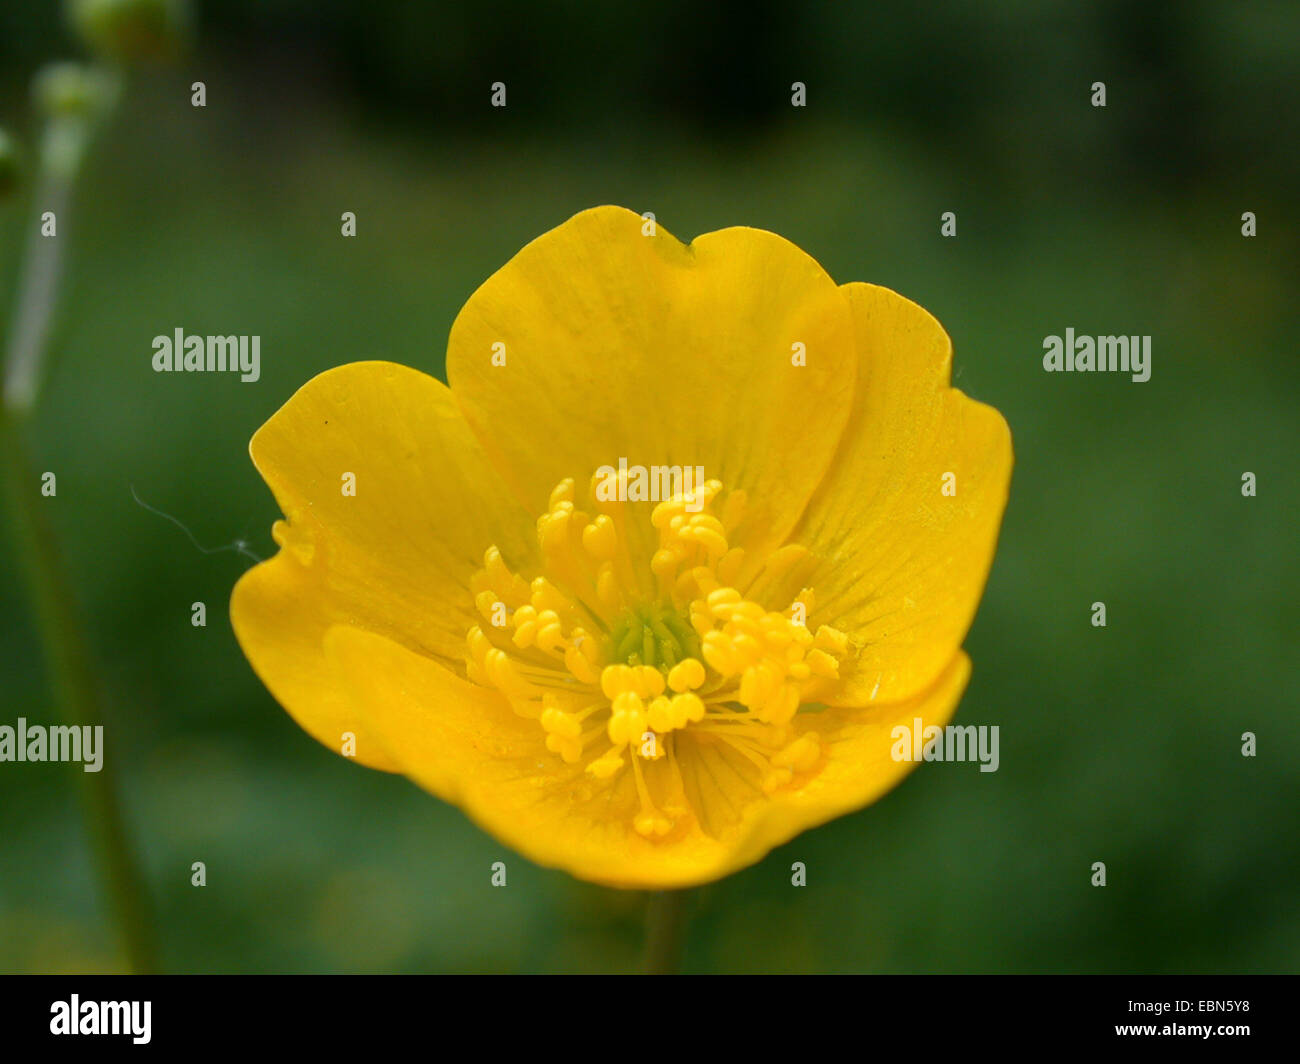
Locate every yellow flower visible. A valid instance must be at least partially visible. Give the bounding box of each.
[231,206,1012,888]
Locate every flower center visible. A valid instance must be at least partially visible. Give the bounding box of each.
[608,601,699,669]
[464,470,850,839]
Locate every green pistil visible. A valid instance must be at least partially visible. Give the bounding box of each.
[609,601,700,670]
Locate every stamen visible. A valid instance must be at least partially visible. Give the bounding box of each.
[463,470,848,838]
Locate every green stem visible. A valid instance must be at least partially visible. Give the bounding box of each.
[6,77,119,412]
[0,410,158,972]
[3,175,69,412]
[1,84,155,970]
[644,889,691,974]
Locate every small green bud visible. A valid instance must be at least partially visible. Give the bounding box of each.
[32,62,120,121]
[68,0,191,63]
[0,129,23,198]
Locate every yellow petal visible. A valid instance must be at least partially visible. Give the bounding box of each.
[230,361,538,769]
[790,284,1012,705]
[445,205,857,575]
[326,623,971,888]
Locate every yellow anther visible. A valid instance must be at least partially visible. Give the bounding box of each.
[537,508,572,552]
[511,618,537,648]
[650,498,683,529]
[730,631,763,666]
[707,587,742,617]
[474,589,501,621]
[483,545,529,604]
[805,648,840,679]
[814,625,849,656]
[595,563,622,612]
[540,706,582,739]
[611,690,643,716]
[549,478,575,509]
[586,748,624,779]
[694,527,729,556]
[600,664,633,699]
[761,767,794,794]
[768,684,801,725]
[687,513,726,538]
[607,692,647,745]
[546,732,583,763]
[690,604,714,639]
[581,514,617,559]
[646,696,674,734]
[633,665,665,698]
[483,544,507,578]
[564,645,600,684]
[669,569,695,602]
[690,565,719,596]
[772,733,820,772]
[530,577,574,616]
[510,605,538,647]
[717,548,745,587]
[739,663,778,708]
[634,813,673,838]
[701,631,739,676]
[467,626,492,665]
[764,625,794,650]
[650,481,716,529]
[535,613,566,654]
[607,715,630,745]
[667,658,705,692]
[485,648,537,698]
[651,548,681,579]
[572,631,601,672]
[671,692,705,725]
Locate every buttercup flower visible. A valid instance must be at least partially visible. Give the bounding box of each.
[231,206,1012,888]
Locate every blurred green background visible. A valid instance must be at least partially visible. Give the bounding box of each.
[1,1,1296,973]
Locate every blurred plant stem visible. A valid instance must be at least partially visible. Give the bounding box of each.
[0,412,158,972]
[644,889,691,974]
[1,72,157,972]
[6,95,109,412]
[3,177,70,412]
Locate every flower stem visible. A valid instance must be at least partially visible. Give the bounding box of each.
[0,410,158,972]
[1,89,155,971]
[3,113,88,414]
[644,889,691,974]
